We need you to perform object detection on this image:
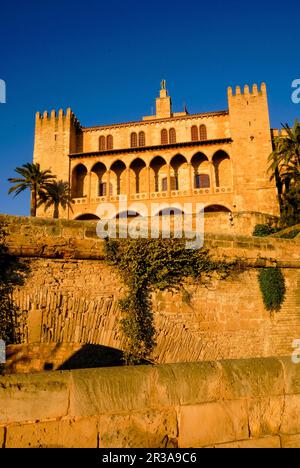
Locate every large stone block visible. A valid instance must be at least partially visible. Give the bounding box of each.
[0,426,5,448]
[278,357,300,395]
[281,434,300,448]
[154,361,222,406]
[69,366,155,417]
[177,400,249,448]
[248,396,284,437]
[5,417,98,448]
[214,436,281,448]
[99,409,178,448]
[281,395,300,434]
[0,372,71,424]
[219,358,284,399]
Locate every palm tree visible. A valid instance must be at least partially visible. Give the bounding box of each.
[268,119,300,225]
[38,180,74,219]
[8,163,55,217]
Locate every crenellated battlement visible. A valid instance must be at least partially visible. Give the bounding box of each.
[35,108,81,128]
[227,82,266,98]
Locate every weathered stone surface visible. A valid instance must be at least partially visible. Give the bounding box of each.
[177,400,248,448]
[281,434,300,448]
[170,361,221,404]
[2,213,300,372]
[280,395,300,435]
[0,426,5,448]
[5,417,98,448]
[69,366,155,417]
[214,436,281,448]
[278,357,300,395]
[220,358,284,399]
[248,396,284,437]
[0,372,71,424]
[99,410,178,448]
[0,358,299,448]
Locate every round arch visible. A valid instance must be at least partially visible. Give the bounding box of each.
[191,152,209,165]
[156,207,186,216]
[110,159,127,171]
[75,213,100,220]
[191,153,210,190]
[91,161,107,172]
[71,163,88,198]
[204,205,231,213]
[150,156,168,193]
[212,150,232,188]
[110,160,126,196]
[170,154,188,191]
[129,158,147,195]
[114,210,141,219]
[149,155,167,166]
[153,203,187,217]
[91,162,108,198]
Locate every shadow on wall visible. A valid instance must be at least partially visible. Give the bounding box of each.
[57,344,125,370]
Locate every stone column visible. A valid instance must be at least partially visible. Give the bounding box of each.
[126,168,131,199]
[167,164,171,197]
[209,161,215,192]
[107,170,111,201]
[188,163,193,196]
[87,171,92,202]
[147,166,151,199]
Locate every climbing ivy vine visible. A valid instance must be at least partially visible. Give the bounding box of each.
[104,238,238,364]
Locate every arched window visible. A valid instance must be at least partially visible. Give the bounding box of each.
[199,125,207,140]
[131,132,137,148]
[191,126,198,141]
[169,128,176,144]
[106,135,113,150]
[139,131,145,147]
[161,129,168,145]
[99,136,106,151]
[195,173,210,189]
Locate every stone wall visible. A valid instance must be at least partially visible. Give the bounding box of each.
[0,357,300,448]
[2,215,300,373]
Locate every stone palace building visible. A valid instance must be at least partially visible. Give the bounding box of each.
[33,81,280,229]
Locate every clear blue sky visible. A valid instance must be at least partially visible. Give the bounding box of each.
[0,0,299,216]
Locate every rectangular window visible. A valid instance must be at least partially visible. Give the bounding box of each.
[195,174,210,189]
[162,177,168,192]
[99,182,107,196]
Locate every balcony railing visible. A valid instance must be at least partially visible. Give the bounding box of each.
[73,197,88,204]
[73,186,233,205]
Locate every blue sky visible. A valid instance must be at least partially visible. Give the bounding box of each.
[0,0,299,216]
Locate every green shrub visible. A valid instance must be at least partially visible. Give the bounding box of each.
[279,229,300,239]
[253,224,279,237]
[258,268,286,312]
